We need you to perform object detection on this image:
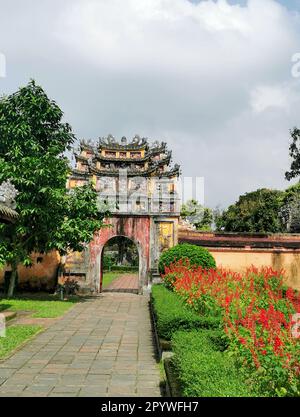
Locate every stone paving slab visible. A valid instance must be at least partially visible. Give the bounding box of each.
[103,274,139,293]
[0,293,161,397]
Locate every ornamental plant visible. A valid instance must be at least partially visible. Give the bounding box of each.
[158,243,216,276]
[162,261,300,396]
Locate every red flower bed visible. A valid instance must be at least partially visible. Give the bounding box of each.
[163,261,300,396]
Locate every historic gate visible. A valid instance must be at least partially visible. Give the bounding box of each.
[63,135,181,294]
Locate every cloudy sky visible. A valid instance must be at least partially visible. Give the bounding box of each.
[0,0,300,209]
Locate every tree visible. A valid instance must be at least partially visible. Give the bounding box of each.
[285,127,300,181]
[217,189,285,233]
[180,199,213,231]
[0,80,109,297]
[280,183,300,233]
[213,206,225,232]
[104,236,138,266]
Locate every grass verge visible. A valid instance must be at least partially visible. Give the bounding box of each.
[0,325,42,359]
[102,271,122,289]
[0,295,79,318]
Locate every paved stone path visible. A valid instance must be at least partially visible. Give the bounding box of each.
[104,273,139,293]
[0,293,161,397]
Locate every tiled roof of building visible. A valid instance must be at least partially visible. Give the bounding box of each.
[73,135,180,178]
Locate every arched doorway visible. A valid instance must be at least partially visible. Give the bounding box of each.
[100,235,140,294]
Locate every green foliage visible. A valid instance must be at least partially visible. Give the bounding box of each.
[0,80,110,296]
[104,236,139,266]
[158,243,216,275]
[162,271,178,291]
[217,188,285,233]
[0,325,42,359]
[280,183,300,233]
[180,199,213,231]
[103,254,113,271]
[285,127,300,181]
[50,184,109,254]
[151,285,220,340]
[171,330,256,397]
[213,206,225,231]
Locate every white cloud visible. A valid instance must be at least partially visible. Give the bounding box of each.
[54,0,298,78]
[250,84,297,113]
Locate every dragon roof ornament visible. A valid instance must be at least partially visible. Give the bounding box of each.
[98,135,149,149]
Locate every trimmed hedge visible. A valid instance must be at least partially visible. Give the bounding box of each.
[158,243,216,275]
[171,330,256,397]
[151,285,220,340]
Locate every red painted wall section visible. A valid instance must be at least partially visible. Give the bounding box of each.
[89,216,151,268]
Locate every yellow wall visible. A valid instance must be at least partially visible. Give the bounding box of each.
[69,179,77,188]
[159,222,174,251]
[1,246,300,291]
[0,251,60,290]
[210,249,300,290]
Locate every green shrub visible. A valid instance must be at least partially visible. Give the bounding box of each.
[103,255,113,271]
[158,243,216,275]
[151,285,220,340]
[171,330,256,397]
[162,272,178,290]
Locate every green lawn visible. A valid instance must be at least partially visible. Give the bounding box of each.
[0,294,79,318]
[0,325,42,359]
[102,271,122,289]
[0,294,81,359]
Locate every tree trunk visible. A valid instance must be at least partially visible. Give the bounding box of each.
[7,263,18,298]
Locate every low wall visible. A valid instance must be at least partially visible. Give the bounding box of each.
[0,251,60,291]
[209,248,300,290]
[1,231,300,292]
[179,229,300,290]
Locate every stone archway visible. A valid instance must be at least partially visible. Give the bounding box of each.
[62,213,179,294]
[89,215,150,294]
[99,235,140,292]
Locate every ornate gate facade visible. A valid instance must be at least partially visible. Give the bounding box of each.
[63,135,181,294]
